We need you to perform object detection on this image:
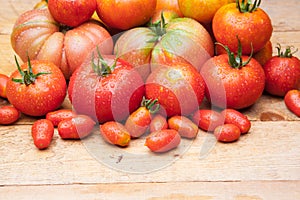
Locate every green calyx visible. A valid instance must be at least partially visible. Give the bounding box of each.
[91,47,116,77]
[276,43,298,58]
[237,0,261,13]
[12,55,51,86]
[147,12,167,43]
[141,97,160,114]
[216,36,253,69]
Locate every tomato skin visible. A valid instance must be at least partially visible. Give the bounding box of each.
[0,74,9,98]
[100,121,131,147]
[31,119,54,150]
[145,129,181,153]
[155,0,183,17]
[201,54,265,109]
[6,60,67,117]
[46,109,77,126]
[149,114,168,132]
[0,106,20,125]
[96,0,156,30]
[214,124,241,143]
[168,115,198,139]
[221,109,251,134]
[58,115,95,139]
[145,63,205,117]
[253,40,273,67]
[263,56,300,97]
[212,3,273,54]
[48,0,97,27]
[192,109,224,132]
[68,55,145,124]
[284,90,300,117]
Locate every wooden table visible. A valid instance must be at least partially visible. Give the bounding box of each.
[1,0,300,199]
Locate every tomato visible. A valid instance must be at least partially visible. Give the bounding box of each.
[263,44,300,97]
[168,115,198,139]
[221,109,251,134]
[155,0,183,17]
[48,0,97,27]
[178,0,234,24]
[145,62,205,117]
[46,109,77,126]
[212,1,273,54]
[100,121,131,147]
[31,119,54,150]
[253,40,273,66]
[68,54,145,123]
[114,17,214,80]
[11,8,113,79]
[6,58,67,117]
[96,0,156,30]
[0,73,9,98]
[200,40,265,109]
[192,109,224,132]
[149,114,168,132]
[214,124,241,143]
[284,90,300,117]
[145,129,181,153]
[58,115,96,139]
[125,98,159,138]
[0,105,20,125]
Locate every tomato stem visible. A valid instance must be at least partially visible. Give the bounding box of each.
[141,97,160,114]
[91,47,116,76]
[12,55,51,86]
[276,43,298,58]
[147,12,167,43]
[237,0,261,13]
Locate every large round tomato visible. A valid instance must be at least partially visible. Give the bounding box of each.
[68,54,145,124]
[11,8,113,79]
[114,17,214,80]
[96,0,157,30]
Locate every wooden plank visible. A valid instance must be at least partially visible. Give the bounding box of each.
[1,121,300,185]
[1,181,300,200]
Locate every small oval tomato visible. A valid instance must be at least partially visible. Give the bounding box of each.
[149,114,168,132]
[58,115,95,139]
[192,109,224,132]
[46,109,77,126]
[0,105,20,125]
[0,74,9,98]
[31,119,54,150]
[168,115,198,139]
[221,109,251,134]
[214,124,241,143]
[100,121,131,147]
[263,44,300,97]
[6,58,67,117]
[284,89,300,117]
[145,129,181,153]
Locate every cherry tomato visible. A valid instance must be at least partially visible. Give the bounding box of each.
[192,109,224,132]
[168,115,198,139]
[284,89,300,117]
[100,121,131,147]
[0,74,9,98]
[0,105,20,125]
[214,124,241,143]
[31,119,54,150]
[46,109,77,126]
[149,114,168,132]
[221,109,251,134]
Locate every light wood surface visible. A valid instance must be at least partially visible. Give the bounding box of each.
[0,0,300,199]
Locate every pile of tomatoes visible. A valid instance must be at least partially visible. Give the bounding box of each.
[1,0,300,153]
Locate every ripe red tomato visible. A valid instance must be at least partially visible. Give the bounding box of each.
[68,54,145,123]
[58,115,96,139]
[31,119,54,150]
[263,44,300,96]
[145,62,205,117]
[284,90,300,117]
[155,0,183,17]
[48,0,97,27]
[100,121,131,147]
[0,105,20,125]
[46,109,77,126]
[253,40,273,66]
[11,8,113,79]
[0,73,9,98]
[96,0,156,30]
[200,41,265,109]
[145,129,181,153]
[149,114,168,132]
[6,58,67,117]
[214,124,241,143]
[212,1,273,54]
[192,109,224,132]
[168,115,198,139]
[221,109,251,134]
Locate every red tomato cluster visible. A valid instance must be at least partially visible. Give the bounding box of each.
[1,0,299,153]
